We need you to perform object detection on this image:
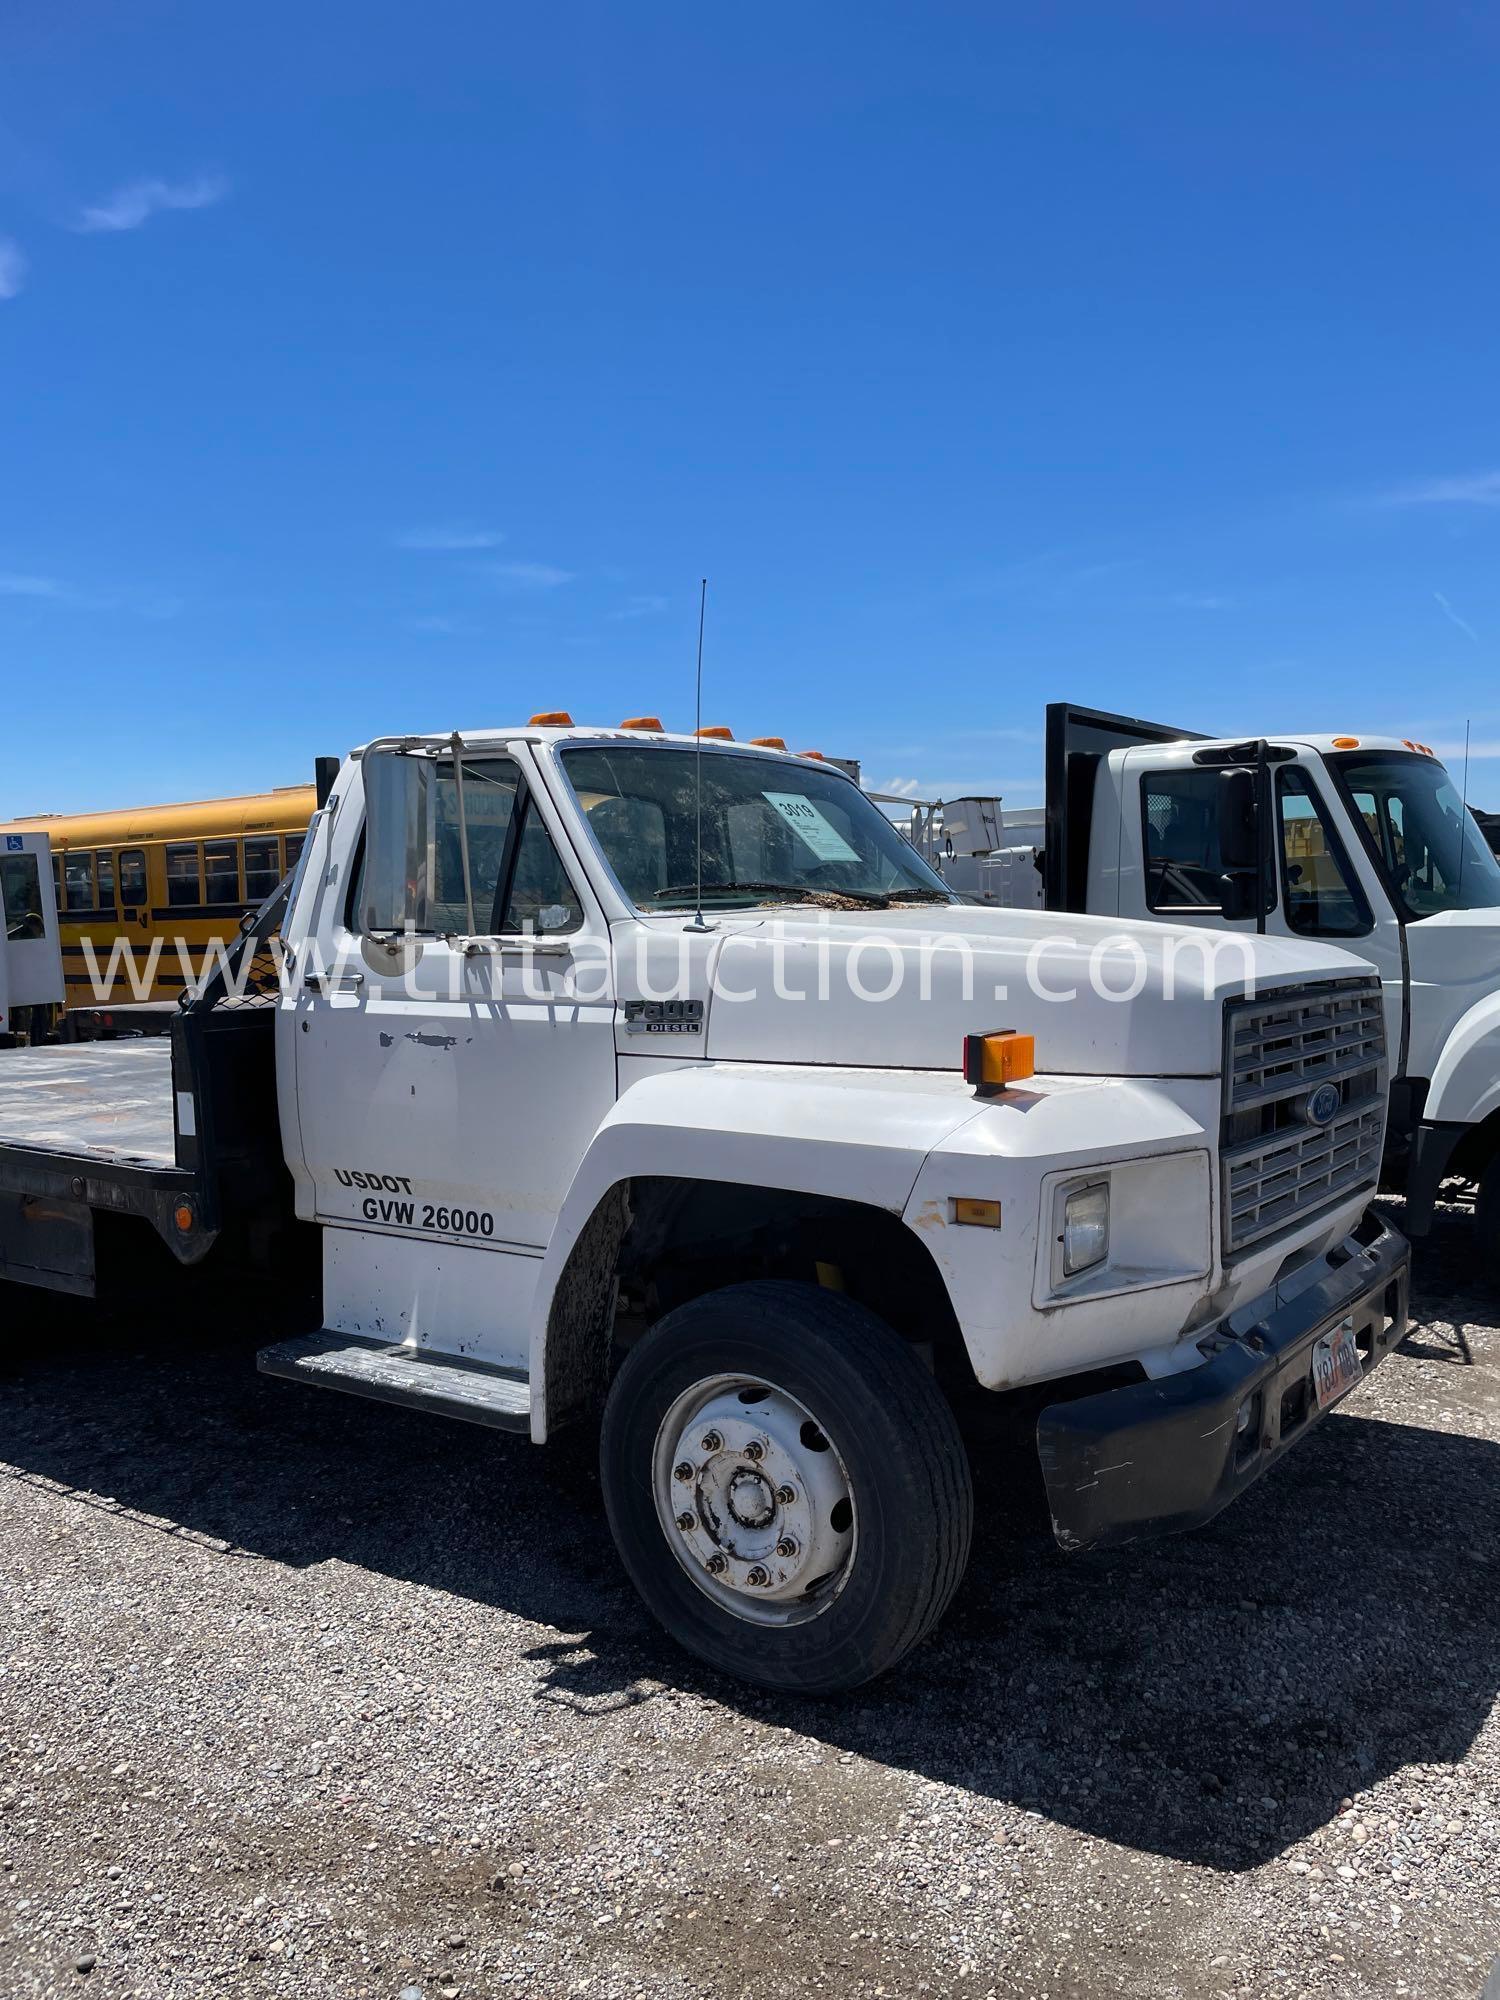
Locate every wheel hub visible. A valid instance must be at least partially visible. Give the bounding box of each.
[726,1466,776,1529]
[653,1377,856,1625]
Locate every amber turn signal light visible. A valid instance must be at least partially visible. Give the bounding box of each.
[962,1030,1035,1095]
[950,1197,1002,1229]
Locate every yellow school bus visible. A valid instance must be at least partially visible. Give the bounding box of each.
[0,783,320,1023]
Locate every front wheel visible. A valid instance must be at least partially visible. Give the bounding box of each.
[600,1280,973,1693]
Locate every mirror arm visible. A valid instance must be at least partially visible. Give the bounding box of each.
[449,732,478,935]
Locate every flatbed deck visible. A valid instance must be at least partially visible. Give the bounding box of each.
[0,1041,176,1169]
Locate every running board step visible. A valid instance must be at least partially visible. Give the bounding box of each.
[257,1331,531,1432]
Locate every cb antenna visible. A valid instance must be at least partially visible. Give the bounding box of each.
[686,577,715,933]
[1459,718,1472,896]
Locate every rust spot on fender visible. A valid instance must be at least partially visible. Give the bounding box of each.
[910,1199,947,1234]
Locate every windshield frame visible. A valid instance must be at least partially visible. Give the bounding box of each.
[1325,749,1500,921]
[552,739,956,915]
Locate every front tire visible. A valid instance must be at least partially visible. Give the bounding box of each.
[600,1280,973,1693]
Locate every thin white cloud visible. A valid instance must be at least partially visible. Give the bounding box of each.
[486,561,573,590]
[1433,592,1481,645]
[0,572,60,597]
[608,593,669,620]
[1425,740,1500,761]
[0,238,26,300]
[1382,470,1500,508]
[395,526,507,552]
[408,614,475,636]
[74,174,229,234]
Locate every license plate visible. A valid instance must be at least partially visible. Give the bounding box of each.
[1312,1317,1363,1411]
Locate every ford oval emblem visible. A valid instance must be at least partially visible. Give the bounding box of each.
[1307,1082,1342,1126]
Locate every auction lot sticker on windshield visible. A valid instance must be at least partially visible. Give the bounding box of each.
[763,792,860,863]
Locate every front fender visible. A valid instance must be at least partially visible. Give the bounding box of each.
[1425,988,1500,1127]
[526,1061,989,1436]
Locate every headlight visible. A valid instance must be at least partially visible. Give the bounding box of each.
[1062,1182,1110,1276]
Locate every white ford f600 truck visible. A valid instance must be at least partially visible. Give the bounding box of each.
[1030,705,1500,1254]
[0,722,1408,1690]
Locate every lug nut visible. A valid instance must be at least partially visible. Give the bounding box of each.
[705,1553,729,1575]
[700,1429,723,1452]
[776,1483,796,1505]
[745,1565,770,1587]
[743,1439,765,1462]
[673,1460,694,1483]
[775,1536,798,1559]
[676,1511,696,1531]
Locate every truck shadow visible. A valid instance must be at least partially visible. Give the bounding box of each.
[1,1258,1495,1876]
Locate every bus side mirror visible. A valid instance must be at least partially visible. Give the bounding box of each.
[1218,767,1260,872]
[361,750,433,933]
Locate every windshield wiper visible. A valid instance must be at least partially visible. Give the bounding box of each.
[883,888,954,903]
[651,881,896,909]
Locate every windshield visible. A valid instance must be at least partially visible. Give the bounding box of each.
[558,745,954,911]
[1329,751,1500,918]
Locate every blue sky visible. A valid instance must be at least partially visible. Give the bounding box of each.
[2,1,1499,815]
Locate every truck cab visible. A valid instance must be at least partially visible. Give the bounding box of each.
[1045,705,1500,1250]
[0,831,64,1046]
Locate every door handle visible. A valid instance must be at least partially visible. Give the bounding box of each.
[304,970,365,992]
[463,937,574,957]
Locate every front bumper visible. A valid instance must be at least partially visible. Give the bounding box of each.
[1036,1216,1409,1553]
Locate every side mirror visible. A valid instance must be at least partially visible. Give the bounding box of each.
[1218,767,1260,873]
[1219,870,1258,922]
[361,750,433,933]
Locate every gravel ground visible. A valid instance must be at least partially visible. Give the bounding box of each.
[1,1197,1497,2000]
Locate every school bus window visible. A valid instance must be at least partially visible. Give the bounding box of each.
[285,832,306,870]
[204,839,241,906]
[96,849,116,909]
[244,836,281,903]
[166,843,202,907]
[119,849,147,906]
[63,851,95,912]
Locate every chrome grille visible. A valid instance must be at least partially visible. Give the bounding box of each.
[1221,978,1386,1257]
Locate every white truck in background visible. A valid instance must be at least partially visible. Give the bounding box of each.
[0,720,1408,1689]
[0,832,64,1047]
[959,704,1500,1257]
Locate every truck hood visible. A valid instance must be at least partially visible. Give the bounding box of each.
[697,906,1377,1078]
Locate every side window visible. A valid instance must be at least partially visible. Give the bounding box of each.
[203,839,241,905]
[96,849,116,910]
[119,848,147,905]
[63,851,95,913]
[502,800,583,934]
[1277,769,1371,937]
[432,757,522,931]
[0,853,46,941]
[244,836,282,903]
[284,832,306,871]
[165,843,203,907]
[1142,770,1226,911]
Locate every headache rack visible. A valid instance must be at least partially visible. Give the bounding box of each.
[1220,978,1386,1258]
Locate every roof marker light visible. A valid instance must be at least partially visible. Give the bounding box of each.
[1332,736,1360,749]
[798,749,827,761]
[529,710,574,727]
[695,725,734,740]
[620,716,664,731]
[749,736,788,750]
